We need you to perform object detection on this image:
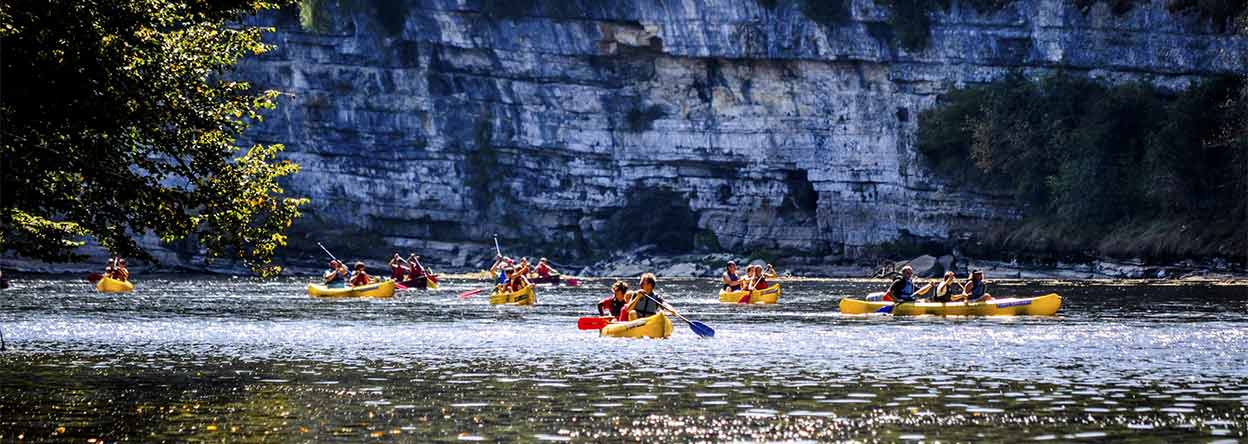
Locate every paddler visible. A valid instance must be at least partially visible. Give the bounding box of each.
[597,280,630,320]
[405,253,426,282]
[722,261,743,291]
[764,264,778,279]
[750,264,770,290]
[388,253,408,282]
[112,259,130,282]
[349,261,372,286]
[958,270,993,302]
[535,258,558,279]
[515,257,532,279]
[622,273,678,320]
[884,265,918,303]
[924,271,959,302]
[323,260,348,288]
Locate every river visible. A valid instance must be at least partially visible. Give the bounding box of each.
[1,276,1245,442]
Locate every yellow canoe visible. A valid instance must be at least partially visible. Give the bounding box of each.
[719,284,781,304]
[601,312,673,339]
[96,276,134,293]
[489,284,536,305]
[839,293,1063,316]
[307,279,396,298]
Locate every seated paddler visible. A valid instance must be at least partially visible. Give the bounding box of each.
[597,280,630,321]
[324,260,348,288]
[623,273,678,320]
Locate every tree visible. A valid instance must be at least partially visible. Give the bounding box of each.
[0,0,306,276]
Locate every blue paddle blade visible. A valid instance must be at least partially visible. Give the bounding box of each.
[875,304,894,314]
[689,321,715,338]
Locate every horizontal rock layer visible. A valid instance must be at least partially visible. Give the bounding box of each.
[233,0,1246,269]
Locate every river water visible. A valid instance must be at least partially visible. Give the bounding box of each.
[1,276,1245,442]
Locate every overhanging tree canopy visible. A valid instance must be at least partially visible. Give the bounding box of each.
[0,0,306,276]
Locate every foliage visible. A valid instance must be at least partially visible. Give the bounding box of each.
[0,0,307,276]
[917,73,1247,259]
[298,0,409,35]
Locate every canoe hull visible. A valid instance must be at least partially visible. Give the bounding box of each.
[601,313,673,339]
[489,285,536,305]
[719,284,781,304]
[530,275,561,285]
[307,280,397,298]
[840,293,1063,316]
[96,276,134,293]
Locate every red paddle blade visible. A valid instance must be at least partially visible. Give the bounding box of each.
[427,274,439,284]
[565,278,579,287]
[738,291,752,304]
[577,317,610,330]
[395,282,408,290]
[87,273,103,284]
[458,288,485,299]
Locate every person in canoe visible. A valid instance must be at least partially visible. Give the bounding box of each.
[489,255,512,284]
[324,260,349,288]
[722,261,743,291]
[506,265,531,292]
[623,273,679,320]
[922,271,960,303]
[957,270,993,302]
[388,253,409,282]
[764,264,778,279]
[349,261,372,287]
[515,257,532,280]
[597,280,630,320]
[883,265,925,303]
[535,258,559,280]
[749,264,770,290]
[111,259,130,282]
[404,254,428,284]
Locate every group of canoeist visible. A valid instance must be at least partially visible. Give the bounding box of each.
[319,253,434,289]
[882,265,992,303]
[488,255,560,293]
[103,258,130,282]
[721,261,777,292]
[595,273,680,321]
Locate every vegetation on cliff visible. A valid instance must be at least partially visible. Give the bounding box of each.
[0,0,307,276]
[917,73,1247,261]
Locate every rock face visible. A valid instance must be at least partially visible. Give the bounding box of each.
[234,0,1247,268]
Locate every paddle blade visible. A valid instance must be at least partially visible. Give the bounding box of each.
[577,317,610,330]
[428,277,439,290]
[87,273,103,284]
[565,278,579,287]
[395,282,408,290]
[738,291,752,304]
[427,274,439,285]
[688,321,715,338]
[458,288,485,299]
[875,303,895,314]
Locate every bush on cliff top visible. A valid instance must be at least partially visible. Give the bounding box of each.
[917,73,1247,261]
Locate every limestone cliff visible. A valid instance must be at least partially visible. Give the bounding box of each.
[235,0,1247,269]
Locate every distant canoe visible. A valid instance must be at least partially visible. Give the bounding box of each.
[718,284,782,304]
[307,280,396,298]
[839,293,1062,316]
[96,276,134,293]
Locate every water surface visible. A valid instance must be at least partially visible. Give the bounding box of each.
[1,276,1245,442]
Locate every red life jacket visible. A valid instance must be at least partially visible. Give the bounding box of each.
[536,264,551,278]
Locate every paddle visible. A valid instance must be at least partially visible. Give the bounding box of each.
[738,273,763,304]
[577,316,612,330]
[646,293,714,338]
[89,256,118,284]
[412,256,439,286]
[461,236,504,299]
[565,277,580,287]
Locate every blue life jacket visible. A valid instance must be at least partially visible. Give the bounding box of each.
[726,271,741,291]
[497,269,507,285]
[969,280,987,299]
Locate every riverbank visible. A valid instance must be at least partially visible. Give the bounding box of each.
[5,247,1243,282]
